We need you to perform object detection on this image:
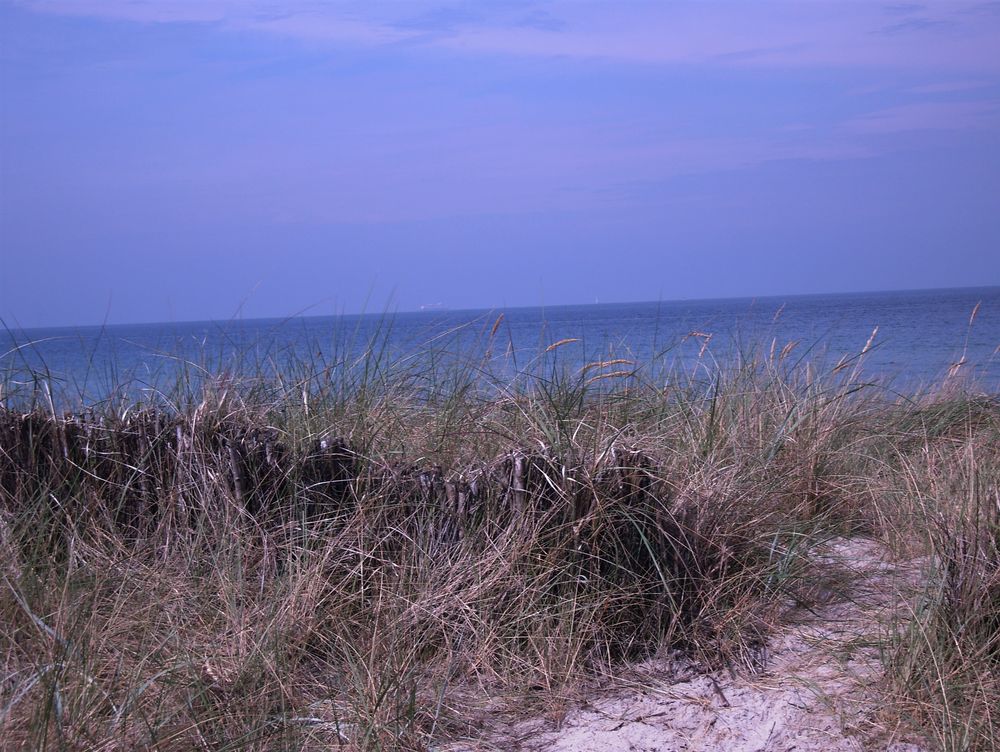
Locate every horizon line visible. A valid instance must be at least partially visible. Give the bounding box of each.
[4,283,998,333]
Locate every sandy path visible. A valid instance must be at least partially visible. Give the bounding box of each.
[451,539,926,752]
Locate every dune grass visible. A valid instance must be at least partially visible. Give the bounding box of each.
[875,406,1000,752]
[0,330,997,750]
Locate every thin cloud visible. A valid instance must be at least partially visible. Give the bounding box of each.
[883,3,927,14]
[875,16,950,35]
[908,80,993,94]
[13,1,1000,71]
[844,100,1000,134]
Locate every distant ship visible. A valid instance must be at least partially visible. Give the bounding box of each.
[419,303,448,311]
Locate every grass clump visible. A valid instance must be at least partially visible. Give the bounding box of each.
[879,422,1000,752]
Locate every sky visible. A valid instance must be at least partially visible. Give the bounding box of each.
[1,1,999,328]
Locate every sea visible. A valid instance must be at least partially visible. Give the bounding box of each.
[2,286,998,407]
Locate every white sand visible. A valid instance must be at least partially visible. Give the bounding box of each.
[448,539,927,752]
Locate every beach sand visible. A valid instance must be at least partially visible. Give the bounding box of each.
[449,539,927,752]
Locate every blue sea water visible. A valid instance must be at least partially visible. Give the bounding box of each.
[2,287,998,406]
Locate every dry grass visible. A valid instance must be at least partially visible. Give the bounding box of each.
[0,340,997,750]
[874,423,1000,752]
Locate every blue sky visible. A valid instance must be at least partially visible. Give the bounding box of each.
[1,1,999,327]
